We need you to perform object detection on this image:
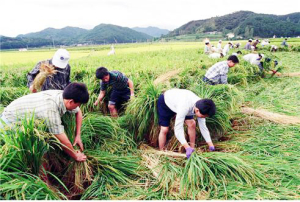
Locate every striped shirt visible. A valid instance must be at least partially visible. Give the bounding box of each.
[205,61,229,84]
[27,59,71,91]
[100,71,129,91]
[2,90,79,134]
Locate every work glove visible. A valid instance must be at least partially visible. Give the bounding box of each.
[209,146,215,151]
[186,147,195,159]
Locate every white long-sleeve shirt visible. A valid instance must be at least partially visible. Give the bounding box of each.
[222,44,231,56]
[243,53,263,66]
[164,89,212,145]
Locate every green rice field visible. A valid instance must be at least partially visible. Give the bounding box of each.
[0,40,300,199]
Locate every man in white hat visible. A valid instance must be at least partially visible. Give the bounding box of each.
[27,49,71,93]
[217,40,222,52]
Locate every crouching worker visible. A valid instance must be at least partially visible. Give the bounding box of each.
[94,67,134,117]
[157,89,216,159]
[1,82,89,162]
[243,53,264,72]
[203,55,239,85]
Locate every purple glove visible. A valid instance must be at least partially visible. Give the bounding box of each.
[209,146,215,151]
[186,147,195,159]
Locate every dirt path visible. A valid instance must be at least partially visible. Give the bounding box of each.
[268,71,300,77]
[241,107,300,125]
[153,69,181,85]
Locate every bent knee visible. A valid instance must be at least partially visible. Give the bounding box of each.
[186,120,196,129]
[108,104,116,110]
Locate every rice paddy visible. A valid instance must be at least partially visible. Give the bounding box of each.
[0,40,300,199]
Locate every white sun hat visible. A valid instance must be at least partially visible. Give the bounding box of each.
[52,49,70,69]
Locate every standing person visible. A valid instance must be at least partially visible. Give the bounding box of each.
[27,49,71,93]
[157,88,216,159]
[94,67,134,117]
[244,39,252,50]
[0,82,89,162]
[217,40,222,52]
[281,38,288,47]
[222,41,232,56]
[203,55,239,85]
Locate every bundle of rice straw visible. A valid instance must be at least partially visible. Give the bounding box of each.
[32,63,57,91]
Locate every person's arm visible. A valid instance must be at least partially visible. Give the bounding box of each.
[55,132,87,161]
[27,62,41,93]
[220,74,228,84]
[127,79,134,97]
[174,109,190,149]
[73,109,84,151]
[94,90,106,106]
[219,65,228,84]
[66,64,71,85]
[197,118,214,149]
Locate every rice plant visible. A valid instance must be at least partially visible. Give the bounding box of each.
[180,152,267,199]
[0,170,67,200]
[81,113,136,153]
[125,82,162,144]
[0,115,58,175]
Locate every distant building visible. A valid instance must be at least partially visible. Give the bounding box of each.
[19,48,27,51]
[227,33,235,39]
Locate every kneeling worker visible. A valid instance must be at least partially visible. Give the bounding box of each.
[1,82,89,162]
[203,55,239,85]
[157,88,216,159]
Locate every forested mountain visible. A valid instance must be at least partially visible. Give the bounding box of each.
[1,24,152,49]
[166,11,300,38]
[81,24,153,44]
[132,26,169,37]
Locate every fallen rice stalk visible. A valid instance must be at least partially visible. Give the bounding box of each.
[241,107,300,125]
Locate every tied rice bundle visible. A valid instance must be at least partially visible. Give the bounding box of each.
[32,63,57,91]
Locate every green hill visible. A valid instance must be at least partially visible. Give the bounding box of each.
[18,26,88,44]
[166,11,300,39]
[132,26,169,37]
[81,24,153,44]
[1,24,153,49]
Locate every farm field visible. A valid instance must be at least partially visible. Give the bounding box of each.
[0,40,300,200]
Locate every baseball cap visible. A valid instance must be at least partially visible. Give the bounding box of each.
[52,49,70,69]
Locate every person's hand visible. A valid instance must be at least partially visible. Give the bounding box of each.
[29,85,37,93]
[94,99,101,106]
[75,151,87,162]
[209,146,215,151]
[73,136,84,151]
[186,147,195,159]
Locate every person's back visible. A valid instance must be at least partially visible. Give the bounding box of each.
[281,39,288,47]
[222,43,231,56]
[209,53,223,59]
[243,53,262,66]
[3,90,70,129]
[27,49,71,92]
[164,89,200,113]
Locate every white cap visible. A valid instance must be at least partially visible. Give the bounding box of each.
[204,39,210,43]
[219,40,222,42]
[52,49,70,69]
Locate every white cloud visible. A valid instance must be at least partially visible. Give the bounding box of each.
[1,0,299,37]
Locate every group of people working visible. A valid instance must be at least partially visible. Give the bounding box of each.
[0,48,219,161]
[1,36,283,161]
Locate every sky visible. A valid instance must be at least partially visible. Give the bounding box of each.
[1,0,300,37]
